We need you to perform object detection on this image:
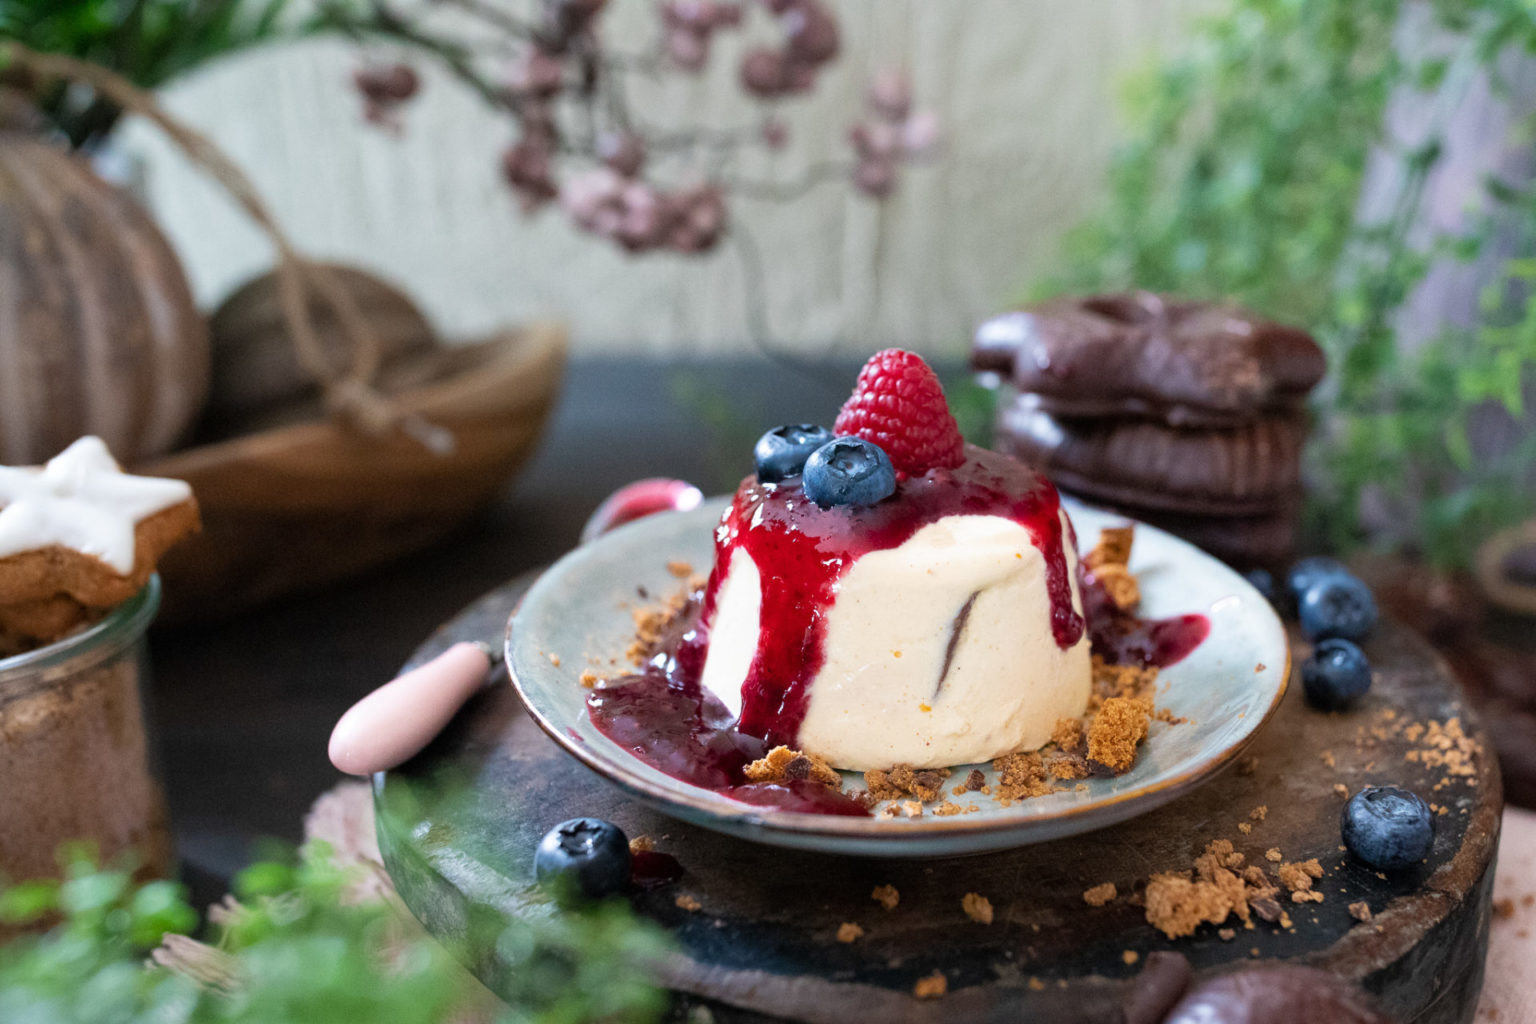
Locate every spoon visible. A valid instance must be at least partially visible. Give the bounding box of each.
[329,478,703,776]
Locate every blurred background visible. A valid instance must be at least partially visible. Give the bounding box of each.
[3,0,1536,1019]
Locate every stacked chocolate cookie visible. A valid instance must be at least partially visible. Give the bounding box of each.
[973,292,1326,568]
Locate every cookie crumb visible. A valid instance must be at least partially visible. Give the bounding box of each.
[902,800,923,817]
[1122,950,1139,964]
[1334,783,1349,798]
[666,560,693,578]
[1083,882,1117,907]
[912,972,947,1000]
[1028,977,1046,992]
[1218,928,1236,941]
[1250,805,1268,821]
[836,922,864,943]
[1052,717,1085,752]
[1494,898,1516,920]
[675,894,702,912]
[744,746,842,789]
[1087,697,1150,774]
[962,892,994,924]
[865,764,950,802]
[1348,901,1373,923]
[872,884,899,911]
[1277,859,1323,895]
[1237,822,1253,835]
[629,836,655,854]
[933,800,963,817]
[578,670,600,688]
[547,653,561,667]
[1265,848,1282,863]
[1094,563,1141,610]
[1086,526,1134,569]
[992,751,1053,803]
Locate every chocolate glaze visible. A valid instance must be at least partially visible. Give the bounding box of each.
[587,449,1214,816]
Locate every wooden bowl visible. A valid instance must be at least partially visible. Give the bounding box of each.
[137,323,567,623]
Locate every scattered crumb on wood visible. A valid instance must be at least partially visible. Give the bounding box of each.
[836,922,864,943]
[962,892,994,925]
[1083,882,1117,907]
[871,884,899,911]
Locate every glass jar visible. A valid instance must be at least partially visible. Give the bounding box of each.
[0,578,171,883]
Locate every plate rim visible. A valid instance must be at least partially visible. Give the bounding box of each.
[506,498,1290,844]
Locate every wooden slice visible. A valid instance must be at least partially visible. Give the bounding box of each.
[376,576,1499,1024]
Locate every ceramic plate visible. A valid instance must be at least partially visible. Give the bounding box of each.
[507,497,1288,858]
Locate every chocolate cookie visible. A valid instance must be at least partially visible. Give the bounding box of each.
[995,392,1306,515]
[973,292,1326,427]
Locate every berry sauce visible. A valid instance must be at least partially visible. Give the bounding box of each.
[586,446,1210,817]
[1081,570,1211,668]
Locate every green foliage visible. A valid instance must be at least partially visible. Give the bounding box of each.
[0,843,671,1024]
[0,0,294,146]
[1053,0,1536,568]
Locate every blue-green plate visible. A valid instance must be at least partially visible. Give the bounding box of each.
[507,498,1288,858]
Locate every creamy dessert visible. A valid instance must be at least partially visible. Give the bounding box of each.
[697,447,1091,770]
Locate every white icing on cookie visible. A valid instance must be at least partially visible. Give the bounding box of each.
[0,437,192,574]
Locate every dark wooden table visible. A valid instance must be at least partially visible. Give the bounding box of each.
[148,356,869,898]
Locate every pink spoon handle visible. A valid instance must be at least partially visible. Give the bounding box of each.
[328,642,492,775]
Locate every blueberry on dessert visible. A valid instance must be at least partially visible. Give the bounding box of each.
[534,817,632,900]
[1341,786,1434,871]
[802,437,896,508]
[691,349,1094,770]
[1301,638,1371,710]
[1298,573,1377,642]
[753,424,835,483]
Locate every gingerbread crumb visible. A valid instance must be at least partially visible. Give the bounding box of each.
[1083,882,1117,907]
[1277,859,1323,895]
[628,836,655,855]
[1238,822,1253,835]
[902,800,923,817]
[864,764,950,803]
[578,670,600,688]
[1085,526,1134,570]
[992,751,1053,803]
[1087,697,1150,774]
[836,922,864,943]
[1051,717,1085,752]
[962,892,994,924]
[675,894,702,912]
[1094,562,1141,610]
[912,972,947,1000]
[1265,848,1283,863]
[666,560,693,578]
[1250,805,1268,822]
[933,800,963,817]
[1349,901,1373,923]
[871,884,899,910]
[744,746,842,789]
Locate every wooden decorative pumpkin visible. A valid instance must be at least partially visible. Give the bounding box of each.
[0,133,210,465]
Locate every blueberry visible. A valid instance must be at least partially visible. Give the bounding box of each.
[754,424,835,484]
[1285,556,1349,603]
[802,437,897,508]
[1341,786,1434,871]
[1298,574,1378,642]
[1242,568,1278,605]
[1302,638,1372,710]
[533,818,631,900]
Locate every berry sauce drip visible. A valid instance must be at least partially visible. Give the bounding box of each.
[692,445,1083,746]
[1080,569,1210,668]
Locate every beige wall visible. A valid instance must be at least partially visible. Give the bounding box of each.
[123,1,1200,357]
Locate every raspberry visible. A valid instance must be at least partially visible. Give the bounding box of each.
[833,349,965,476]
